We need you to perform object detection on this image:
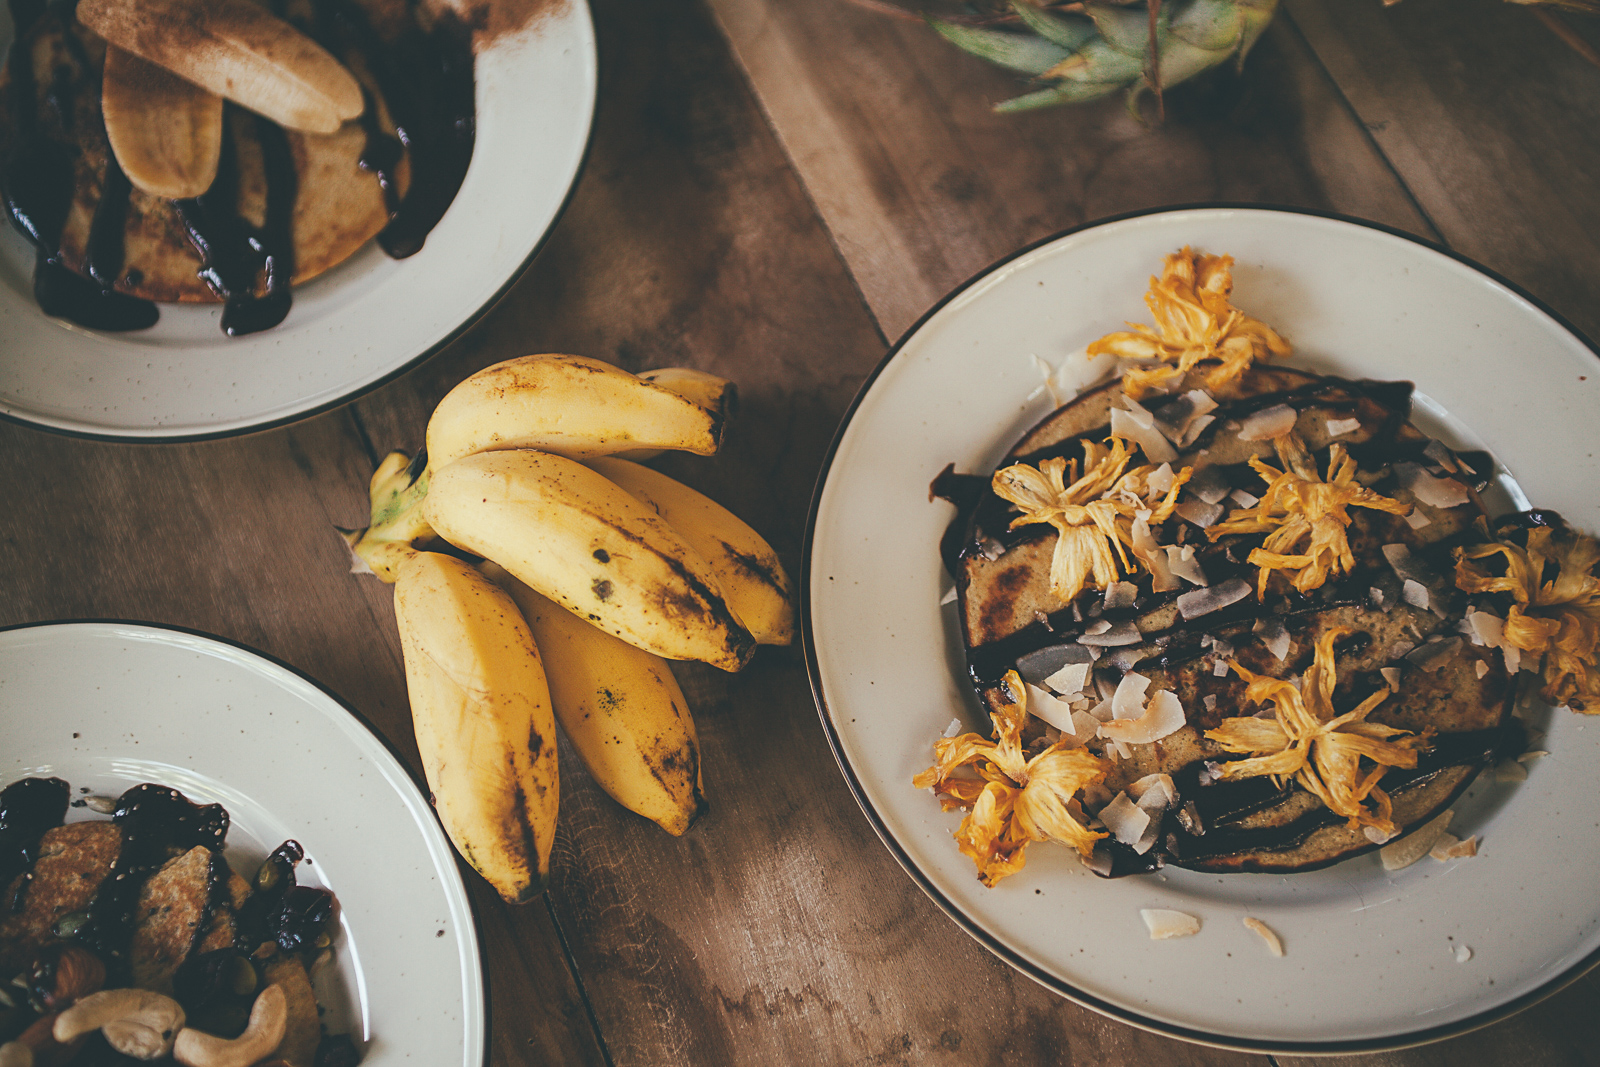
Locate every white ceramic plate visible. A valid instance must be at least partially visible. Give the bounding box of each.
[804,207,1600,1052]
[0,621,484,1066]
[0,0,596,440]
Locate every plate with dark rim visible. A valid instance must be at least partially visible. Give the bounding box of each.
[802,205,1600,1051]
[0,0,595,441]
[0,620,486,1065]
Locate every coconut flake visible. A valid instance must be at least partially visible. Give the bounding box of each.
[1494,759,1528,782]
[1212,658,1231,678]
[1475,660,1489,679]
[1406,637,1461,673]
[1382,543,1440,586]
[1404,509,1433,529]
[1153,390,1219,446]
[1104,581,1139,610]
[1229,488,1259,509]
[1044,661,1092,698]
[1099,792,1150,846]
[939,586,958,606]
[1325,417,1362,438]
[1186,465,1233,505]
[1175,499,1224,528]
[1370,586,1386,609]
[1395,462,1470,509]
[1503,644,1522,675]
[1178,578,1253,620]
[1166,545,1208,587]
[1242,917,1284,957]
[1111,405,1177,464]
[1129,773,1177,809]
[1435,835,1479,860]
[1110,673,1152,720]
[1380,809,1454,870]
[1025,684,1077,733]
[942,718,963,739]
[1238,404,1298,441]
[1468,610,1505,649]
[1517,749,1549,764]
[1455,944,1473,964]
[1147,463,1175,495]
[1079,621,1142,647]
[1402,579,1431,611]
[1141,909,1201,940]
[1131,516,1181,593]
[1253,617,1291,661]
[1363,825,1398,845]
[1203,694,1218,712]
[1099,689,1187,746]
[1423,439,1461,473]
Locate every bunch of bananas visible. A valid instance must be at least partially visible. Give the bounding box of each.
[342,355,792,903]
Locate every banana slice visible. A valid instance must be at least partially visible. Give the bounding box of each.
[102,46,224,198]
[79,0,363,134]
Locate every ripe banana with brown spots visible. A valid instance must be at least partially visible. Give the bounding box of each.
[393,552,558,902]
[484,564,707,836]
[586,457,792,646]
[423,449,757,671]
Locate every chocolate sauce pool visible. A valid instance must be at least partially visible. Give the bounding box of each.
[0,0,476,336]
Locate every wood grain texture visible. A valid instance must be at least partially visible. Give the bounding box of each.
[702,0,1434,342]
[1285,0,1600,342]
[0,412,606,1066]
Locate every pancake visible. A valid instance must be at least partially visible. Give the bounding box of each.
[0,0,471,335]
[945,363,1518,876]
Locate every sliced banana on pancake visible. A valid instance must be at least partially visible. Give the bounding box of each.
[79,0,363,134]
[102,46,224,199]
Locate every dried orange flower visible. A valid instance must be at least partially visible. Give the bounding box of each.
[1456,523,1600,711]
[1086,247,1291,400]
[914,671,1108,887]
[992,437,1191,604]
[1208,433,1410,598]
[1206,627,1431,837]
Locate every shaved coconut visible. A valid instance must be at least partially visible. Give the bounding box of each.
[1166,545,1208,586]
[1503,644,1522,675]
[1494,759,1528,782]
[1404,509,1432,529]
[1380,809,1453,870]
[1455,944,1473,964]
[1067,710,1101,743]
[1104,581,1139,610]
[1100,689,1186,745]
[1178,578,1253,620]
[1178,415,1216,448]
[1087,698,1113,723]
[1517,749,1549,763]
[1153,390,1219,445]
[1395,461,1470,508]
[1406,637,1461,672]
[1111,673,1153,719]
[1175,499,1223,527]
[1141,909,1200,940]
[1129,773,1176,808]
[1079,621,1142,647]
[1118,394,1156,429]
[1025,684,1077,733]
[1325,417,1362,438]
[1389,640,1417,660]
[1147,463,1175,495]
[1469,609,1505,649]
[1254,618,1291,661]
[1203,694,1217,712]
[1402,579,1431,611]
[1230,488,1259,509]
[943,718,964,739]
[1382,543,1440,585]
[1096,672,1118,701]
[1363,825,1397,845]
[1044,661,1092,698]
[1083,619,1112,636]
[1132,516,1181,592]
[939,586,958,606]
[1099,792,1150,845]
[1475,660,1489,679]
[1436,835,1478,860]
[1111,406,1177,464]
[1429,832,1460,860]
[1423,439,1461,473]
[1370,586,1386,609]
[1238,403,1297,441]
[1242,917,1284,957]
[1211,637,1233,658]
[1186,465,1233,505]
[1213,657,1232,678]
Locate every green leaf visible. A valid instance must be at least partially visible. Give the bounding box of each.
[1047,36,1144,82]
[1155,35,1227,86]
[928,18,1072,74]
[1235,0,1280,62]
[995,80,1122,112]
[1084,3,1160,57]
[1009,0,1098,49]
[1168,0,1244,50]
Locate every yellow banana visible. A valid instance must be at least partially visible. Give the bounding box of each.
[484,564,707,836]
[424,449,758,672]
[586,458,793,646]
[613,368,737,461]
[102,45,224,198]
[426,355,732,470]
[339,449,434,582]
[392,552,558,902]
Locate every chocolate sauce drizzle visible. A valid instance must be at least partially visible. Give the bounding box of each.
[1,0,476,336]
[0,776,69,892]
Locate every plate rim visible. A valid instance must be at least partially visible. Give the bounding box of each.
[799,202,1600,1054]
[0,616,492,1066]
[0,0,598,445]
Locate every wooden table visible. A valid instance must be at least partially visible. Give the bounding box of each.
[6,0,1600,1062]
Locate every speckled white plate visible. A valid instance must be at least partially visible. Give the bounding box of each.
[0,620,484,1066]
[803,207,1600,1052]
[0,0,595,440]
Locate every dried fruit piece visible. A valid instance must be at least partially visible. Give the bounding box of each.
[1242,917,1284,956]
[1087,248,1290,399]
[1141,909,1200,939]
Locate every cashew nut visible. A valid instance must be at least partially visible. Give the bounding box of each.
[0,1040,31,1067]
[53,988,185,1060]
[173,983,287,1067]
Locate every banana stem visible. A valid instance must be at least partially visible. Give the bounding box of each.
[346,449,438,582]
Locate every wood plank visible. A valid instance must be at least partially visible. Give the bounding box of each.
[0,411,606,1067]
[1284,0,1600,342]
[350,0,1266,1061]
[703,0,1434,341]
